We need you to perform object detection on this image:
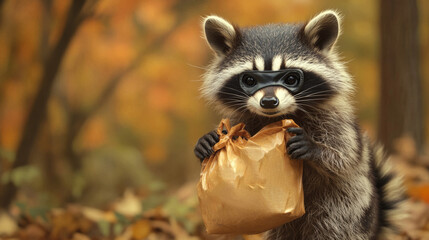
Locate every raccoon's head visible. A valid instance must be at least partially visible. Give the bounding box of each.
[201,10,353,122]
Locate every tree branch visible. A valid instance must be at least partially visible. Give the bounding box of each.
[62,0,207,160]
[39,0,52,62]
[0,0,88,209]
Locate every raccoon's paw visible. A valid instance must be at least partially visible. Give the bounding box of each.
[286,127,317,161]
[194,130,220,162]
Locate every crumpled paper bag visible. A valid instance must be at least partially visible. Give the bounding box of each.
[197,119,305,234]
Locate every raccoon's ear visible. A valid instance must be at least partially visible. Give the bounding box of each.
[203,16,240,56]
[301,10,341,53]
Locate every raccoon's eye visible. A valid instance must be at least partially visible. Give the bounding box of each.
[284,73,299,86]
[243,75,256,87]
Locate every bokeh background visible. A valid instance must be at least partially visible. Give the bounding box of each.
[0,0,428,239]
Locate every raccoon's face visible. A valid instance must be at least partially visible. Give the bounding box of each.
[229,69,304,118]
[201,10,353,120]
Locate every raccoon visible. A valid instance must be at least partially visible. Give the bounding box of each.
[193,10,406,240]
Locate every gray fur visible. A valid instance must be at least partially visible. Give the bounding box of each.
[198,10,406,240]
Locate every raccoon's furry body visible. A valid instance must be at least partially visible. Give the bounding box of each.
[194,10,406,240]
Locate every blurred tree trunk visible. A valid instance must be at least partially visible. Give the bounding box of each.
[378,0,423,154]
[0,0,87,209]
[0,0,4,19]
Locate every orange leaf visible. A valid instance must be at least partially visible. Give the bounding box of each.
[131,219,151,239]
[408,183,429,204]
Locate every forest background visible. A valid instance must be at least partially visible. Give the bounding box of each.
[0,0,428,239]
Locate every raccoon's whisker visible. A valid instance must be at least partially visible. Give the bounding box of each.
[229,106,248,123]
[222,86,250,98]
[296,89,334,96]
[297,103,319,110]
[217,91,248,99]
[294,93,334,101]
[296,96,332,102]
[296,103,320,116]
[294,90,334,99]
[296,95,333,102]
[232,106,246,121]
[221,103,248,113]
[296,100,322,107]
[296,103,322,113]
[218,91,248,99]
[236,105,249,114]
[298,91,332,98]
[226,103,247,109]
[221,106,242,119]
[225,104,249,120]
[233,106,246,116]
[296,106,312,116]
[294,82,328,96]
[296,99,329,103]
[239,108,249,122]
[296,90,334,97]
[187,63,209,70]
[223,99,248,108]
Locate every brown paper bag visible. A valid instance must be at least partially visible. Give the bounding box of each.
[197,119,305,234]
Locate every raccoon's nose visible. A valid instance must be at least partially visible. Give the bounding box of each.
[260,96,279,109]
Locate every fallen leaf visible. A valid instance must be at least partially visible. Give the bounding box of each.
[72,233,91,240]
[0,211,18,235]
[115,226,132,240]
[131,219,151,239]
[114,189,142,217]
[82,207,106,222]
[169,218,199,240]
[408,184,429,204]
[50,206,94,238]
[18,224,46,240]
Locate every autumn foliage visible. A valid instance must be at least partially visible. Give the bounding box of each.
[0,0,429,239]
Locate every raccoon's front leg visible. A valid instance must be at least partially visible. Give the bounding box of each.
[194,130,220,162]
[286,127,320,161]
[286,125,361,179]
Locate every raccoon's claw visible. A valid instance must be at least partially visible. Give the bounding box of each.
[286,127,317,161]
[194,130,220,162]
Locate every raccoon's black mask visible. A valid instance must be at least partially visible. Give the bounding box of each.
[239,69,304,95]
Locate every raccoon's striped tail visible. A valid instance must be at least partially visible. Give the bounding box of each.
[373,144,408,238]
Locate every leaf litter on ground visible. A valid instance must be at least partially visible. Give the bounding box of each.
[0,137,428,240]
